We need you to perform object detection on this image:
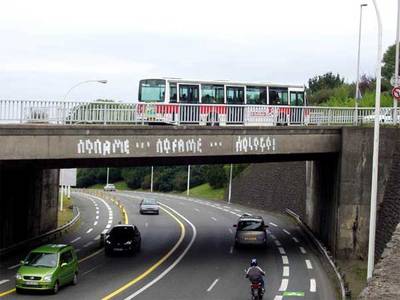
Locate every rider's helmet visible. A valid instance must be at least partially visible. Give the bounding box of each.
[250,258,257,267]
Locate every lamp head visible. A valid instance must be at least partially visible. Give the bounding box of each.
[98,80,108,84]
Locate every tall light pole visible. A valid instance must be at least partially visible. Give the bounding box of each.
[367,0,382,280]
[228,164,233,204]
[186,165,191,196]
[106,168,110,185]
[394,0,400,124]
[150,166,154,192]
[63,80,107,101]
[355,3,368,122]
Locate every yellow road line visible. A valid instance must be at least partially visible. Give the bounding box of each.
[0,289,15,297]
[101,205,185,300]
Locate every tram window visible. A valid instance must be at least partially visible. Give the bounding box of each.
[246,86,267,105]
[226,86,244,104]
[170,83,177,103]
[179,85,199,103]
[139,79,166,102]
[290,92,304,106]
[269,88,288,105]
[201,85,224,104]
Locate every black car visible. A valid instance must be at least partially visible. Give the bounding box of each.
[104,225,141,255]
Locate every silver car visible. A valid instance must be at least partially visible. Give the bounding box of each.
[234,214,268,247]
[139,198,159,215]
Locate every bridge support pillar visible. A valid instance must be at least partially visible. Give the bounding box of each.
[0,164,59,249]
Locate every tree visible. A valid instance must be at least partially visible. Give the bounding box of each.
[205,165,227,189]
[308,72,344,94]
[382,44,399,82]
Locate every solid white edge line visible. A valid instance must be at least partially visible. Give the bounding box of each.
[283,266,290,277]
[310,278,317,292]
[123,202,197,300]
[278,278,289,291]
[306,259,313,269]
[206,278,219,292]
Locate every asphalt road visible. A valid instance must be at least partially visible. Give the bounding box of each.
[0,190,337,300]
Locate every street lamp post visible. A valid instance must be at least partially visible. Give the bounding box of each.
[355,3,368,125]
[106,168,110,185]
[150,166,154,192]
[63,80,107,101]
[394,0,400,124]
[367,0,382,280]
[186,165,191,196]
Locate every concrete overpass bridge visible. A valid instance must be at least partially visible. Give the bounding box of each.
[0,123,399,267]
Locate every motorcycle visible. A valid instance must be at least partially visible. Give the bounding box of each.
[250,282,264,300]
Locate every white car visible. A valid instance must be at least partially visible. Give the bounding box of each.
[104,184,116,192]
[362,111,400,124]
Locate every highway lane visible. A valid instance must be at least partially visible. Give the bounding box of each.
[0,190,195,299]
[1,190,337,299]
[118,191,337,300]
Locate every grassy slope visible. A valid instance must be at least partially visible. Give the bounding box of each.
[183,183,225,200]
[57,196,73,227]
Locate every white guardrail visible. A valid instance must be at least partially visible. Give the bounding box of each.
[0,100,399,126]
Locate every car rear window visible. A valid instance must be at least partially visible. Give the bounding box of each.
[110,226,135,240]
[237,220,264,231]
[143,199,157,205]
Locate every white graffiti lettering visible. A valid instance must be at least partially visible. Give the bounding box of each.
[156,138,202,154]
[235,136,276,153]
[77,139,130,155]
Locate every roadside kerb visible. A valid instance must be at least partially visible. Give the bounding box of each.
[286,208,347,300]
[0,206,80,258]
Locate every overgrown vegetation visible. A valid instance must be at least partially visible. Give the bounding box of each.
[78,164,248,194]
[57,195,73,227]
[307,43,397,107]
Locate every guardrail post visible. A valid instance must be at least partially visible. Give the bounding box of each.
[328,108,332,125]
[354,107,358,125]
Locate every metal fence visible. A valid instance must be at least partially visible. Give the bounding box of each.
[0,99,399,126]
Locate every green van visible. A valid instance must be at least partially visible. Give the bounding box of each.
[15,244,78,294]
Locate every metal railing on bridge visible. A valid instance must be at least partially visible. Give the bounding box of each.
[0,99,399,126]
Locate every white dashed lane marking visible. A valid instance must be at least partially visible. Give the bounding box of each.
[278,278,289,291]
[0,279,10,285]
[228,228,233,234]
[7,264,20,270]
[269,222,278,227]
[274,296,283,300]
[206,278,219,292]
[310,279,317,292]
[70,237,81,243]
[282,256,289,265]
[283,229,291,235]
[194,208,200,212]
[211,217,217,222]
[83,241,94,248]
[274,240,282,246]
[292,237,300,243]
[278,247,286,255]
[96,215,99,220]
[93,221,98,226]
[306,259,313,269]
[229,246,234,254]
[299,246,307,254]
[283,266,290,277]
[86,228,93,234]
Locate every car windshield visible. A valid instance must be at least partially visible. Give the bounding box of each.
[142,199,157,205]
[24,252,58,268]
[237,220,264,231]
[109,227,134,241]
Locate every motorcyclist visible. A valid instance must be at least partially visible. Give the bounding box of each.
[245,258,265,291]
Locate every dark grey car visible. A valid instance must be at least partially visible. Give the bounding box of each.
[139,198,160,215]
[234,215,268,247]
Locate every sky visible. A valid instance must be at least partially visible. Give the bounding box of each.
[0,0,398,102]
